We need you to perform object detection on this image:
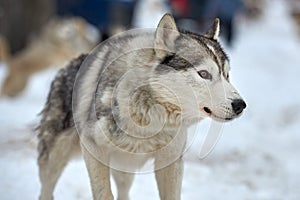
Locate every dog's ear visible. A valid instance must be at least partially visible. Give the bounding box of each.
[204,18,220,41]
[155,14,180,59]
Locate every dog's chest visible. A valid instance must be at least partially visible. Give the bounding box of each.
[107,126,187,172]
[110,127,184,153]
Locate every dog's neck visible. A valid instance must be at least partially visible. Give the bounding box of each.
[128,85,182,129]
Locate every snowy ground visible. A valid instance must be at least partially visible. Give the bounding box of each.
[1,0,300,199]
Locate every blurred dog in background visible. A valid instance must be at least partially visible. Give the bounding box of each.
[1,17,99,97]
[290,0,300,36]
[0,35,10,62]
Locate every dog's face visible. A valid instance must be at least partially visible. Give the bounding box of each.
[152,14,246,122]
[180,53,246,122]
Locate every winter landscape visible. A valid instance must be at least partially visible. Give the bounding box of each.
[1,0,300,199]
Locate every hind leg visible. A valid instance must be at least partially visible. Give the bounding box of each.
[112,170,134,200]
[38,131,79,200]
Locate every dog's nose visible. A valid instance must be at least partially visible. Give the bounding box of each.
[231,99,246,115]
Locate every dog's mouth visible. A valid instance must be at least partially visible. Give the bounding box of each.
[202,107,233,122]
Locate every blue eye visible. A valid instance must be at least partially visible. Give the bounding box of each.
[198,70,212,80]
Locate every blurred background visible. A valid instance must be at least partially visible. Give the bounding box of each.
[0,0,300,199]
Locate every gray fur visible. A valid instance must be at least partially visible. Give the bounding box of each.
[37,14,245,200]
[37,54,87,163]
[178,29,229,77]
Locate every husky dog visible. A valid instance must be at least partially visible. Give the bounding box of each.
[37,14,246,200]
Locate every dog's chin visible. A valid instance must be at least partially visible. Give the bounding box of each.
[211,115,234,122]
[201,107,238,122]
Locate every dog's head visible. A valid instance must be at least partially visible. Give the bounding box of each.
[151,14,246,123]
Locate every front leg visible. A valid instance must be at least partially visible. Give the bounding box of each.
[81,146,113,200]
[155,158,183,200]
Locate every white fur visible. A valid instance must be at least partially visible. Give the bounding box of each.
[38,14,245,200]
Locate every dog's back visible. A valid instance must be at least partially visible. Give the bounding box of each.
[37,54,87,164]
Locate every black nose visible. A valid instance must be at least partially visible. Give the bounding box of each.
[231,99,246,115]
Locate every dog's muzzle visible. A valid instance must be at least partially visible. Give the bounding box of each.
[231,99,247,115]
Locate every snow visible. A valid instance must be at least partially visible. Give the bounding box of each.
[1,0,300,199]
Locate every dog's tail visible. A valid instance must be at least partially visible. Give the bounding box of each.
[37,54,87,163]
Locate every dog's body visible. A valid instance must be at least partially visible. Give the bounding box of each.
[37,14,246,200]
[1,17,99,97]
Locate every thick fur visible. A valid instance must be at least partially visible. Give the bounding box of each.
[1,17,99,97]
[37,54,87,164]
[37,14,246,200]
